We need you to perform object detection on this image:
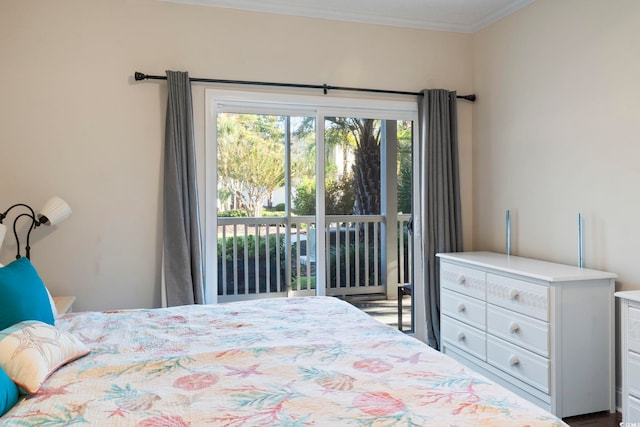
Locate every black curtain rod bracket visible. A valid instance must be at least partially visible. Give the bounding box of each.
[134,72,476,102]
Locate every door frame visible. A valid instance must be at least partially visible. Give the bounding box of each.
[204,89,425,341]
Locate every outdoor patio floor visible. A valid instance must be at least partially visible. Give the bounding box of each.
[349,296,413,332]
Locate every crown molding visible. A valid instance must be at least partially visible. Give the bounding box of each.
[161,0,534,34]
[470,0,535,32]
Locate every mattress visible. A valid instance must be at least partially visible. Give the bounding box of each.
[2,296,567,426]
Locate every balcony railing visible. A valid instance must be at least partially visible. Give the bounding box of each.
[216,214,412,302]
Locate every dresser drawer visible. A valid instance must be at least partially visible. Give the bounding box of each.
[442,315,486,361]
[440,262,486,299]
[488,304,549,357]
[629,306,640,353]
[629,395,640,423]
[629,350,640,399]
[486,274,549,321]
[442,289,486,329]
[487,336,550,394]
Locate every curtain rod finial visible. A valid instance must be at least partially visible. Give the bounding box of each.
[134,72,147,81]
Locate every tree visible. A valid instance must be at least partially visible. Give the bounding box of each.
[351,119,381,216]
[296,117,382,216]
[325,118,381,215]
[217,114,285,217]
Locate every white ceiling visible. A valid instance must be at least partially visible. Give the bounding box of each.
[164,0,535,33]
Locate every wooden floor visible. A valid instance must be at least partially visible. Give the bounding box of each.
[349,298,622,427]
[563,411,621,426]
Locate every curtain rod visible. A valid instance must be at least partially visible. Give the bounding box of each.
[134,72,476,102]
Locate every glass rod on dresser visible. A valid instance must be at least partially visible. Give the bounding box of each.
[578,213,584,268]
[506,210,511,255]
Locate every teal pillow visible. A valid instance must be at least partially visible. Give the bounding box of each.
[0,258,54,331]
[0,366,18,416]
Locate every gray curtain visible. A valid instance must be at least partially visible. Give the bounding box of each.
[163,70,204,306]
[418,89,463,349]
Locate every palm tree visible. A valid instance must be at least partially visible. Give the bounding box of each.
[325,118,380,215]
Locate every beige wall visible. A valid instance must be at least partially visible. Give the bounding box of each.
[473,0,640,292]
[0,0,473,311]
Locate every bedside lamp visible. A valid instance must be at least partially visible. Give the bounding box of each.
[37,196,72,226]
[0,196,72,259]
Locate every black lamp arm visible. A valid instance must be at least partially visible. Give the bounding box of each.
[2,204,27,218]
[0,203,42,260]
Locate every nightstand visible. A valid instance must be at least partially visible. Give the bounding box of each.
[53,296,76,314]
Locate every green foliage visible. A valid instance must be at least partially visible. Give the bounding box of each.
[262,205,285,217]
[327,239,380,288]
[398,160,412,214]
[218,209,248,218]
[327,173,356,215]
[397,120,413,214]
[217,234,284,262]
[292,180,316,215]
[293,174,356,215]
[291,276,316,291]
[217,233,287,295]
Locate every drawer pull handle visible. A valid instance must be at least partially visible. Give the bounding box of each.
[508,289,520,301]
[457,331,466,341]
[457,275,466,285]
[457,303,466,313]
[509,322,520,334]
[509,355,520,366]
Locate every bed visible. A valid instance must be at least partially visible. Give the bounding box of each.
[0,293,568,426]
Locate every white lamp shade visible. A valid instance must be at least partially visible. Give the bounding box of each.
[37,196,72,226]
[0,223,6,250]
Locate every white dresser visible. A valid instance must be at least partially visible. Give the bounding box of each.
[437,251,616,418]
[615,290,640,423]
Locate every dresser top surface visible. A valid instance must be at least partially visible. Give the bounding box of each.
[437,251,617,282]
[615,290,640,303]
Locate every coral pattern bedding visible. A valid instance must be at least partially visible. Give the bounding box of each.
[2,296,566,426]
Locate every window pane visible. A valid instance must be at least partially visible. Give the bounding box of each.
[215,113,317,298]
[323,117,382,291]
[216,113,286,218]
[324,117,381,215]
[396,120,413,289]
[289,116,316,293]
[397,120,412,214]
[290,116,316,216]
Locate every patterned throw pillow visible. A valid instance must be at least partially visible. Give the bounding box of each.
[0,321,89,394]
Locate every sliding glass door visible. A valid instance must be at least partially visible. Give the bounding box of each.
[205,90,421,335]
[214,111,317,301]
